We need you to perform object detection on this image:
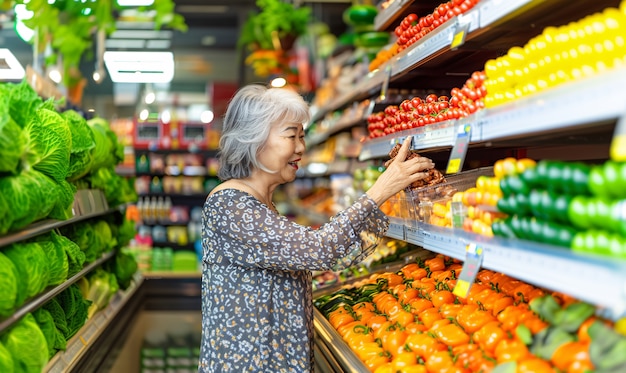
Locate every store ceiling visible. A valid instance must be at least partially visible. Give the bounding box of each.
[0,0,351,119]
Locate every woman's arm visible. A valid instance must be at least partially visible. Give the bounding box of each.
[203,191,388,271]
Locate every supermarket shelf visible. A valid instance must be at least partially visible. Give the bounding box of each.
[0,201,123,248]
[307,115,365,148]
[475,66,626,142]
[359,65,626,160]
[313,308,370,373]
[152,242,196,251]
[0,250,117,334]
[374,0,414,31]
[44,275,144,373]
[397,222,626,320]
[308,0,606,125]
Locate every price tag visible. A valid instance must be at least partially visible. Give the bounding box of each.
[451,22,471,50]
[365,98,377,118]
[453,243,484,298]
[405,227,420,244]
[611,110,626,161]
[379,65,392,102]
[446,123,472,174]
[387,222,405,240]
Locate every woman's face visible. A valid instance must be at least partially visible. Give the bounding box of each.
[257,120,305,184]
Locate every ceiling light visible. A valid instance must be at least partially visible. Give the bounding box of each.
[270,77,287,88]
[0,49,26,81]
[145,91,156,104]
[139,109,149,121]
[161,109,171,124]
[104,51,174,83]
[48,69,62,84]
[200,110,214,124]
[117,0,155,6]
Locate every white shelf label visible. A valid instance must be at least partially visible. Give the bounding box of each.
[387,222,405,240]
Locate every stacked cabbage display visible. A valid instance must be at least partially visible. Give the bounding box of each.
[0,80,140,371]
[0,80,137,235]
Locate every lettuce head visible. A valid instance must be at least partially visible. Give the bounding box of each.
[1,313,48,373]
[62,110,95,181]
[4,242,50,306]
[0,85,25,174]
[0,252,18,317]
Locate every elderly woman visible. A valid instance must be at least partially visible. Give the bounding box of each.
[199,84,434,372]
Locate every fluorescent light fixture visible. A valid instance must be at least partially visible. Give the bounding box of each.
[105,39,146,49]
[0,49,26,81]
[104,51,174,83]
[160,109,171,124]
[111,30,172,39]
[117,0,155,6]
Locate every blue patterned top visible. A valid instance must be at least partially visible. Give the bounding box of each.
[199,189,389,372]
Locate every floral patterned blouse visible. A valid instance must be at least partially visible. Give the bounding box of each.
[199,189,389,372]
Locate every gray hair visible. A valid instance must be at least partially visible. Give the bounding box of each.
[217,84,311,180]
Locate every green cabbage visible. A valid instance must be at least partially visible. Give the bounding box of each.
[62,110,95,181]
[23,107,72,183]
[56,284,91,339]
[50,231,85,277]
[47,179,77,221]
[1,313,48,373]
[0,341,14,373]
[4,242,50,306]
[33,308,59,359]
[111,251,138,290]
[0,86,25,174]
[0,193,11,235]
[42,299,68,337]
[34,233,69,286]
[61,220,97,262]
[87,118,114,172]
[0,170,60,232]
[4,80,43,129]
[0,252,18,317]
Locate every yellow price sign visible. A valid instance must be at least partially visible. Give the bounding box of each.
[451,31,466,49]
[453,279,471,298]
[610,133,626,161]
[446,159,461,174]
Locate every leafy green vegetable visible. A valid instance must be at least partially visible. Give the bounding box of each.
[0,170,59,232]
[110,251,138,290]
[0,193,11,235]
[0,252,18,317]
[62,110,95,181]
[23,107,72,182]
[48,179,77,221]
[86,117,115,172]
[33,232,69,285]
[56,284,91,339]
[53,231,86,277]
[1,313,49,373]
[0,85,26,174]
[3,242,50,306]
[33,308,58,359]
[0,341,14,373]
[4,80,43,129]
[61,220,97,262]
[42,299,68,337]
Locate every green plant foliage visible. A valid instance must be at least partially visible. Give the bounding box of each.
[238,0,312,51]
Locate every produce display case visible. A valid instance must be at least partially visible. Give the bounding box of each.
[312,250,435,372]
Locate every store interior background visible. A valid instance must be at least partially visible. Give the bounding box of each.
[0,0,351,121]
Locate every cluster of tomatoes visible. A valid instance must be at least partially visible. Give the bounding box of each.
[394,0,480,53]
[365,71,487,139]
[321,255,597,373]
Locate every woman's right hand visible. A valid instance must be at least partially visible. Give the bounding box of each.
[365,136,434,206]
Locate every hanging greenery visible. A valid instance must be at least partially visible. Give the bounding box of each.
[9,0,187,90]
[238,0,311,52]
